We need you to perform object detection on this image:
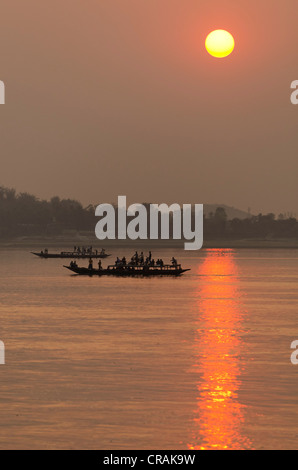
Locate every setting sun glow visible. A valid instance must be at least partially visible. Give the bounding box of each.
[205,30,235,58]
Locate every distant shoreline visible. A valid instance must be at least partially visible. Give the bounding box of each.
[1,237,298,250]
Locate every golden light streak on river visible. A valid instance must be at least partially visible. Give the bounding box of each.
[188,249,252,450]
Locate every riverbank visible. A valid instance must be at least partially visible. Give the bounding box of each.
[0,236,298,250]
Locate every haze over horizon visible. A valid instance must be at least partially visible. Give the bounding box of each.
[0,0,297,215]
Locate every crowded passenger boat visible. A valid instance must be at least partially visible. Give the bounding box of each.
[64,251,190,277]
[32,246,111,259]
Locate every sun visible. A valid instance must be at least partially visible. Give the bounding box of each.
[205,30,235,58]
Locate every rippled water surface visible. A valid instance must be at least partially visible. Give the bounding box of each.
[0,247,297,449]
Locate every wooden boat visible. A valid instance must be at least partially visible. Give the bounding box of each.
[64,264,190,277]
[32,251,111,259]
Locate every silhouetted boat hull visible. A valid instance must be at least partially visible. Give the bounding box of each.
[64,265,190,277]
[32,252,111,259]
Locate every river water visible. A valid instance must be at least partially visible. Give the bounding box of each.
[0,247,297,449]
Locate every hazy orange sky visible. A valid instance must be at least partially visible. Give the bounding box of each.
[0,0,297,215]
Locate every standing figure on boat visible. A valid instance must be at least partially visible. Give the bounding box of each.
[88,258,93,270]
[171,257,178,267]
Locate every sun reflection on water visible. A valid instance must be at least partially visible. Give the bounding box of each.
[188,249,252,450]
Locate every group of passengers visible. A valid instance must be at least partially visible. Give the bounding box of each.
[114,251,155,267]
[69,258,103,271]
[87,258,102,270]
[112,252,172,268]
[130,251,155,266]
[73,246,106,256]
[70,252,179,271]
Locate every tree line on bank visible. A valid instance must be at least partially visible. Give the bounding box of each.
[0,186,297,240]
[0,186,95,237]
